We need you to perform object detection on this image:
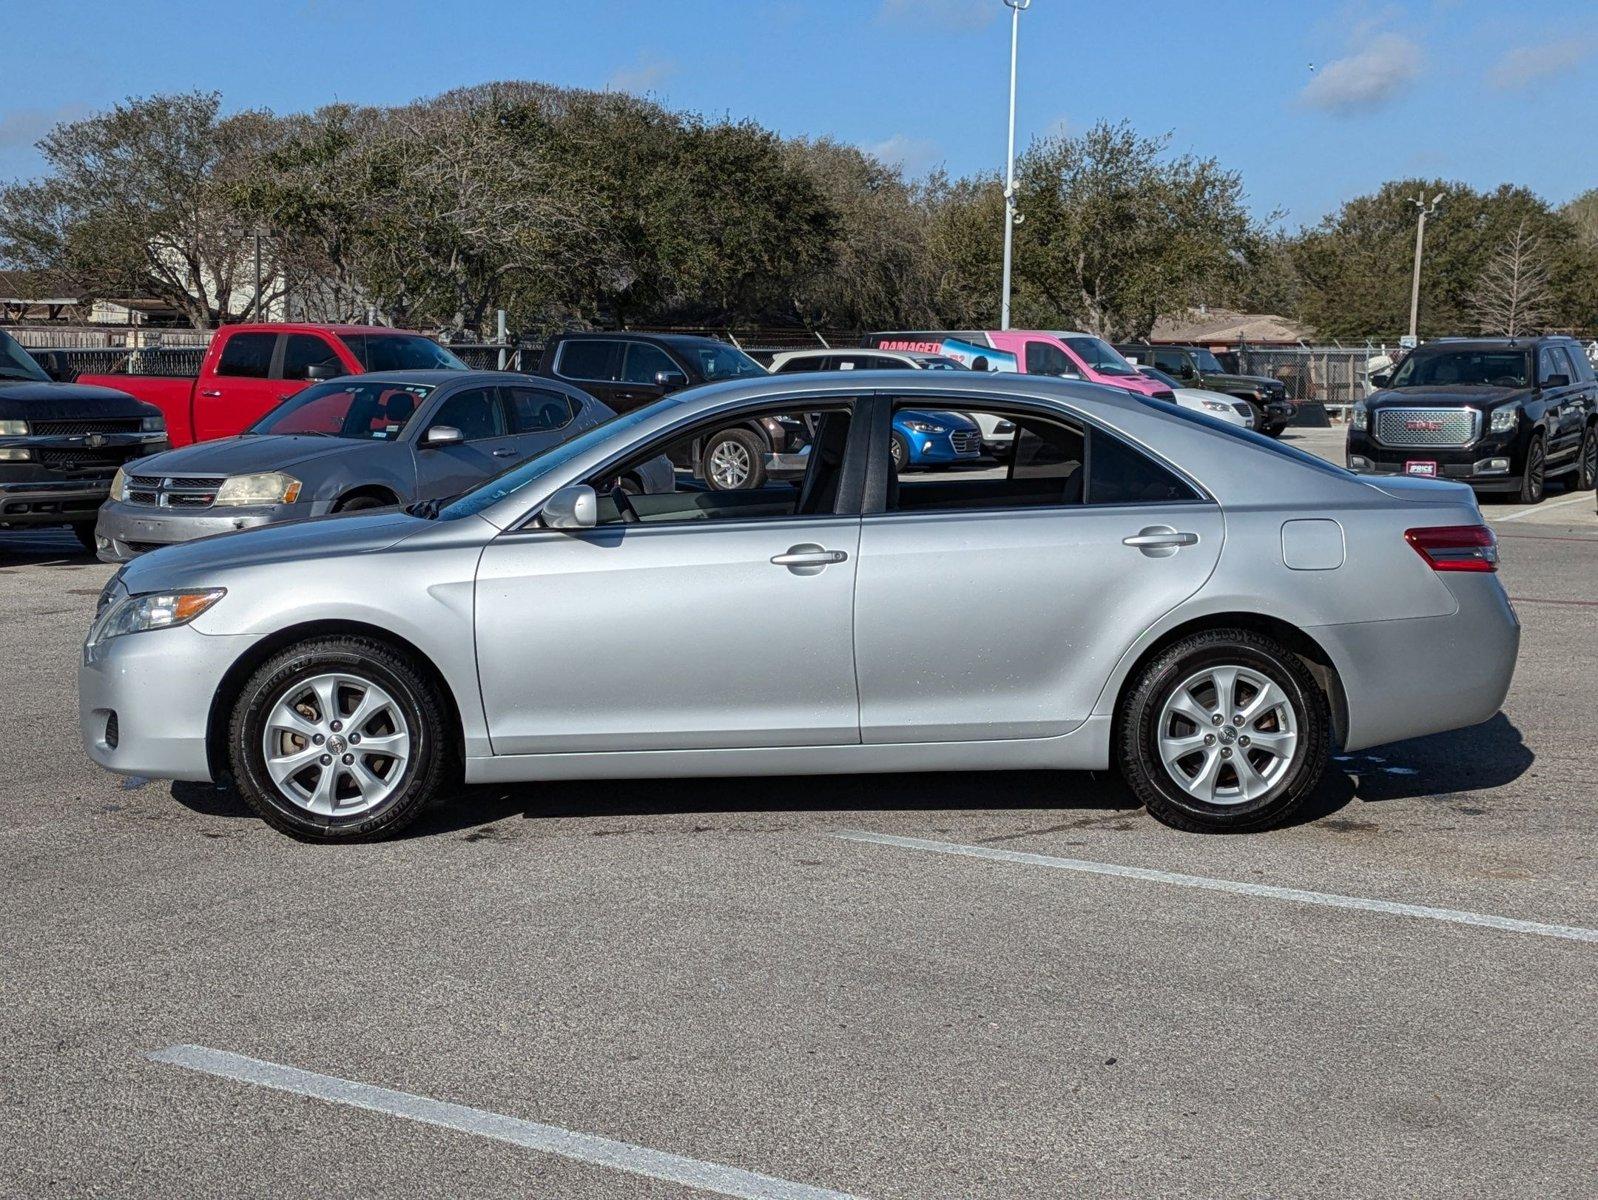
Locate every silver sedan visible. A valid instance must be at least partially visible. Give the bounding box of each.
[79,372,1519,841]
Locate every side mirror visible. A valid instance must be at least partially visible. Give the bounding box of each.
[1369,371,1392,389]
[305,362,337,381]
[540,483,597,529]
[1542,373,1569,389]
[422,425,464,448]
[39,350,74,382]
[653,369,688,389]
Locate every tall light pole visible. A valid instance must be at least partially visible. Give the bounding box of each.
[1407,192,1443,343]
[999,0,1030,331]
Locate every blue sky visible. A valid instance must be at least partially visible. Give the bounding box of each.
[2,0,1594,227]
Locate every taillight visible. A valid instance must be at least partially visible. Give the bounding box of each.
[1405,525,1498,572]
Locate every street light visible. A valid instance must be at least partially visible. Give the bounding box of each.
[999,0,1030,331]
[1407,192,1444,344]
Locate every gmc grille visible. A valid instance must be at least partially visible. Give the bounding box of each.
[1374,407,1479,448]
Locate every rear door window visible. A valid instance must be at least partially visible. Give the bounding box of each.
[215,332,278,379]
[1088,431,1200,505]
[556,340,624,382]
[503,386,577,433]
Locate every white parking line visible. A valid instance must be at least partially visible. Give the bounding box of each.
[829,830,1598,944]
[146,1045,866,1200]
[1488,492,1593,523]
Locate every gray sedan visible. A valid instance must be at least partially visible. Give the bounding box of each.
[93,370,668,562]
[79,372,1519,841]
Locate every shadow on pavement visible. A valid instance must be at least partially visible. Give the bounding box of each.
[168,713,1532,838]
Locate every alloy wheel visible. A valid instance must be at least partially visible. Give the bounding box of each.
[708,439,752,488]
[1582,428,1597,489]
[1526,439,1545,502]
[1155,664,1299,806]
[261,672,411,815]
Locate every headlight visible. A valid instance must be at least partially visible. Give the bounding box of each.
[140,415,166,433]
[110,467,128,501]
[902,420,947,434]
[1351,402,1368,431]
[1201,400,1232,413]
[93,589,226,643]
[214,472,302,507]
[0,419,27,436]
[1489,405,1519,434]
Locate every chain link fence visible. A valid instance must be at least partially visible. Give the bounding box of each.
[1231,345,1383,422]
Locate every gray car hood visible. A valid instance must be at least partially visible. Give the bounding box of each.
[130,434,378,476]
[116,510,424,593]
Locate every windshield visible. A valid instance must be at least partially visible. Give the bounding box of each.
[0,331,49,382]
[686,343,765,381]
[1137,396,1353,479]
[1064,336,1138,377]
[252,381,433,439]
[1390,349,1530,389]
[439,400,664,520]
[338,334,467,372]
[1191,349,1226,374]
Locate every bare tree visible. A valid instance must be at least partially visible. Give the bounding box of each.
[1468,219,1552,336]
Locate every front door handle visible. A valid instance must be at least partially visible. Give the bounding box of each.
[199,389,222,398]
[492,448,518,457]
[771,543,848,574]
[1124,526,1199,557]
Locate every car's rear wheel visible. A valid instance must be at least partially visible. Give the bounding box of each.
[228,636,456,841]
[701,429,766,491]
[889,432,910,472]
[1578,424,1597,491]
[1118,629,1330,833]
[1519,433,1546,504]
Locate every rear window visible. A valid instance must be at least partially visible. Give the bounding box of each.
[338,334,466,372]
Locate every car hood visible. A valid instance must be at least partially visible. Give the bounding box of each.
[114,510,425,592]
[1367,386,1523,408]
[1205,372,1285,396]
[905,408,981,431]
[128,434,377,476]
[0,379,158,420]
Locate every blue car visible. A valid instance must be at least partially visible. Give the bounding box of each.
[889,409,984,471]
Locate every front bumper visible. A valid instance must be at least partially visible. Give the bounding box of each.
[80,622,261,782]
[95,499,311,563]
[0,474,116,527]
[1346,429,1523,492]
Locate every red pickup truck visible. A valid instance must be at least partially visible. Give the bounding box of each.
[78,323,468,446]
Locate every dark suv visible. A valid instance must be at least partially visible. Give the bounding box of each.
[1347,336,1597,504]
[0,330,168,550]
[1115,343,1295,437]
[537,332,807,490]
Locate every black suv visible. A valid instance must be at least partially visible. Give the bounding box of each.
[0,330,168,550]
[537,332,808,490]
[1347,336,1597,504]
[1115,342,1295,437]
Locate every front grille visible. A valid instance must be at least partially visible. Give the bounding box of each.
[1232,402,1253,420]
[1374,407,1479,448]
[124,474,224,509]
[30,419,144,437]
[34,446,136,471]
[950,430,982,454]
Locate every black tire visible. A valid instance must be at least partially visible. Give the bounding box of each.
[71,521,98,552]
[619,473,644,496]
[227,636,457,842]
[1117,628,1331,833]
[700,428,767,492]
[1518,433,1546,505]
[1578,424,1597,491]
[334,493,391,513]
[889,432,910,472]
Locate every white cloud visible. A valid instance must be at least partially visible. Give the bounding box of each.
[1299,32,1422,114]
[0,104,90,149]
[877,0,998,31]
[606,53,677,95]
[1488,38,1596,91]
[865,133,944,177]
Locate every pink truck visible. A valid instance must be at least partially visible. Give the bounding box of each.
[869,330,1173,399]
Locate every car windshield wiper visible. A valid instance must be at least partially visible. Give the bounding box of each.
[406,498,443,520]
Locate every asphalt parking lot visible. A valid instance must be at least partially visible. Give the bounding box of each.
[2,426,1594,1199]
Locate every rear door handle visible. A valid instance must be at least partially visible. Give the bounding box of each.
[1124,527,1199,557]
[771,543,848,573]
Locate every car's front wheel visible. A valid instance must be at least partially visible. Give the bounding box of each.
[1519,433,1546,504]
[1118,629,1330,833]
[228,636,456,841]
[1577,423,1597,491]
[700,429,766,491]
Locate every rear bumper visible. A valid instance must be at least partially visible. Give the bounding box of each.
[1313,575,1519,753]
[0,476,115,527]
[79,623,261,782]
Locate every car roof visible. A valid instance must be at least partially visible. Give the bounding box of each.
[557,331,735,351]
[1419,337,1568,349]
